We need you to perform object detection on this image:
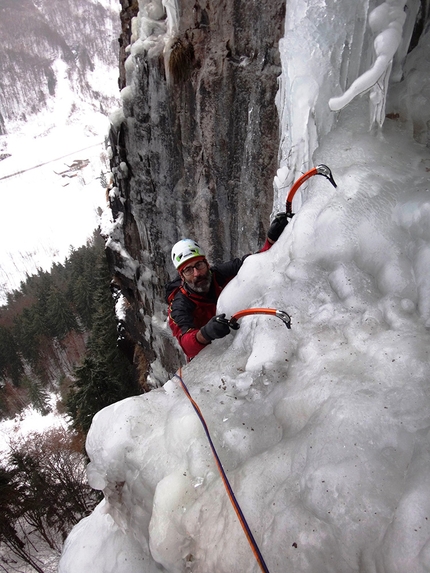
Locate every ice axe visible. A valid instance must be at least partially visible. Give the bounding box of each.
[215,308,292,330]
[285,164,337,216]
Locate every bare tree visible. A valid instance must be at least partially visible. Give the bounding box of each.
[0,427,100,571]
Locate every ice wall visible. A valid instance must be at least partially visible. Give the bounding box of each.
[274,0,420,211]
[59,2,430,573]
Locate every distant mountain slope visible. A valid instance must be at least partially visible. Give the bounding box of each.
[0,0,120,132]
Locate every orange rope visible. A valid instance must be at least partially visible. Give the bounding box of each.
[173,308,292,569]
[174,368,271,573]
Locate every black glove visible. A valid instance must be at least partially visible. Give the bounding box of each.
[200,314,233,342]
[267,212,289,242]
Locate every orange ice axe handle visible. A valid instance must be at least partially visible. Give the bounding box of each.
[286,164,337,215]
[228,308,291,330]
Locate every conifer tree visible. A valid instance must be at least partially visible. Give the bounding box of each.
[0,229,125,420]
[71,274,95,329]
[0,325,22,383]
[67,252,141,434]
[46,287,79,338]
[23,378,50,415]
[67,233,104,329]
[13,307,40,365]
[32,271,54,323]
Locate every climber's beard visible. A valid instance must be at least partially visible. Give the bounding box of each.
[185,269,212,293]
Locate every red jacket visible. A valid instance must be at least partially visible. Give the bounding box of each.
[166,239,272,360]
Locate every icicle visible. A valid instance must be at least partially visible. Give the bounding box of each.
[328,0,407,128]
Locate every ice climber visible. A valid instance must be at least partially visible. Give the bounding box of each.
[166,213,288,360]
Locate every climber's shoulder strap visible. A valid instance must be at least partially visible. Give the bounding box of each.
[166,277,181,304]
[166,277,188,305]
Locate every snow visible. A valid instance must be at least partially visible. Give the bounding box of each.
[59,1,430,573]
[0,124,104,297]
[0,394,69,459]
[0,56,119,304]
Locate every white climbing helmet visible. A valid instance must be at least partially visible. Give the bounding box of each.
[171,239,206,270]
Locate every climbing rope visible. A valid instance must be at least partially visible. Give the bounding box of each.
[170,165,336,568]
[173,307,291,572]
[174,367,271,573]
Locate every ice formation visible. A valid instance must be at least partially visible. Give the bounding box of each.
[59,1,430,572]
[328,0,407,127]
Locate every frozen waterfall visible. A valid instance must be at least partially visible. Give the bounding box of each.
[59,1,430,572]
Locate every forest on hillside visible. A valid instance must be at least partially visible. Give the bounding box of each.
[0,230,143,571]
[0,229,142,429]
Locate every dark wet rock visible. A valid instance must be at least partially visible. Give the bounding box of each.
[107,0,286,383]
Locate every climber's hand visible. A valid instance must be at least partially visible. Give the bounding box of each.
[267,212,289,242]
[200,314,232,342]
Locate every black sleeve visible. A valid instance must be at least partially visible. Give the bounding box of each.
[212,256,248,287]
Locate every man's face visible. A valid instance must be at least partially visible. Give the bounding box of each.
[181,259,211,293]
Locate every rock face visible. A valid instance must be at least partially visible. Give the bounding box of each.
[107,0,286,382]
